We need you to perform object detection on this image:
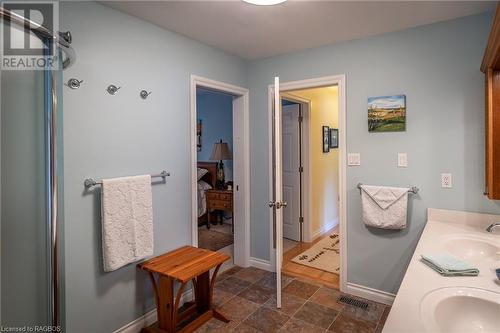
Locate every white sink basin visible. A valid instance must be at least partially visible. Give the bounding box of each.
[441,235,500,260]
[421,287,500,333]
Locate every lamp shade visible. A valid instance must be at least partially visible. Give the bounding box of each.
[210,140,232,161]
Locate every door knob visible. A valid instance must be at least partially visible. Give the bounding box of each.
[276,201,288,209]
[269,201,287,209]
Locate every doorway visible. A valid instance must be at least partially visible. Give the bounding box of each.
[281,87,340,289]
[268,75,347,306]
[190,75,250,269]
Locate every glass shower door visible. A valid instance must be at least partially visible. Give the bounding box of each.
[1,51,64,330]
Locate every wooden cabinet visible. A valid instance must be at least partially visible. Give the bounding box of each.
[206,189,233,231]
[481,5,500,199]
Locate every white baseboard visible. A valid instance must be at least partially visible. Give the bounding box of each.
[346,282,395,306]
[312,217,339,240]
[113,289,194,333]
[249,257,273,272]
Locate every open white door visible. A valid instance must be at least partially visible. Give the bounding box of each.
[270,77,285,308]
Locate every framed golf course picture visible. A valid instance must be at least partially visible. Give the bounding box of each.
[368,95,406,132]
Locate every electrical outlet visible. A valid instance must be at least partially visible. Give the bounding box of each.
[348,153,361,166]
[441,173,452,188]
[398,153,408,167]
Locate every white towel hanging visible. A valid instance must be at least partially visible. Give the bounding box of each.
[101,175,154,272]
[361,185,409,229]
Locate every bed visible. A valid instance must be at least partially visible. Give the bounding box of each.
[197,161,217,225]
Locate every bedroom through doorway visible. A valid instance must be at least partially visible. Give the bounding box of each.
[196,88,235,262]
[190,75,250,271]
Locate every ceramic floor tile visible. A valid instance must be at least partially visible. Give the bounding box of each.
[255,273,295,291]
[283,279,320,300]
[219,296,260,321]
[233,323,265,332]
[216,276,252,295]
[243,307,290,333]
[278,317,326,333]
[213,288,235,308]
[293,301,339,329]
[309,287,345,311]
[264,293,306,316]
[233,267,273,283]
[193,318,240,333]
[217,266,243,282]
[340,297,385,324]
[328,313,376,333]
[238,284,274,305]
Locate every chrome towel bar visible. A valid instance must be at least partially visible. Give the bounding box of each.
[357,183,419,194]
[84,171,170,188]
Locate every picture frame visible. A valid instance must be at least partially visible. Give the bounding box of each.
[368,95,406,132]
[329,128,338,148]
[197,119,202,151]
[322,126,330,153]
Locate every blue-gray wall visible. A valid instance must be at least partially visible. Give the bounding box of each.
[247,12,500,294]
[196,90,233,180]
[60,2,246,332]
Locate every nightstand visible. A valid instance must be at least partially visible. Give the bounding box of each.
[206,189,233,233]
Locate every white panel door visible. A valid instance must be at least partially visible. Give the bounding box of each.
[281,104,300,241]
[270,77,284,308]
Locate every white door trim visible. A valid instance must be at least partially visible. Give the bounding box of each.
[190,75,250,267]
[268,74,347,292]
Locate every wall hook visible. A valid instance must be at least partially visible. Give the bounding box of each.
[67,78,83,89]
[140,90,152,100]
[107,84,121,95]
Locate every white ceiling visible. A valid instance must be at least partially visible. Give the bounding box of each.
[104,1,495,60]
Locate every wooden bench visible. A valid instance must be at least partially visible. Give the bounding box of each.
[138,246,230,333]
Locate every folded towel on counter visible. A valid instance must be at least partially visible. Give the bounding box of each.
[101,175,154,272]
[361,185,409,229]
[421,254,479,276]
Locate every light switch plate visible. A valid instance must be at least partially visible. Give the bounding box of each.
[398,153,408,167]
[348,153,361,166]
[441,173,452,188]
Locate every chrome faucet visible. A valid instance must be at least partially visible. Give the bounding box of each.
[486,223,500,233]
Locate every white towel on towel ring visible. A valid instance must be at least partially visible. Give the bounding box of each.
[361,185,409,229]
[101,175,154,272]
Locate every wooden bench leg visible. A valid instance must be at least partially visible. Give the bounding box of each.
[208,264,230,323]
[157,276,174,332]
[194,271,210,314]
[208,264,222,307]
[171,281,188,331]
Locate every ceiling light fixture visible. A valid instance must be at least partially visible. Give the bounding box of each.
[243,0,287,5]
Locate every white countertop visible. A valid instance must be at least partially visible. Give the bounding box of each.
[382,208,500,333]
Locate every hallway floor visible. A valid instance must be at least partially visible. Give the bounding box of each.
[194,266,391,333]
[282,226,340,289]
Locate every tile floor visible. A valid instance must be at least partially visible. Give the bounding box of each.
[194,266,391,333]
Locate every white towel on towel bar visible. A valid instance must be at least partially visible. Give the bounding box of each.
[101,175,154,272]
[361,185,409,229]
